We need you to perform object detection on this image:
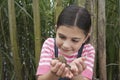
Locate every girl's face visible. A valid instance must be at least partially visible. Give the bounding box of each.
[56,25,87,55]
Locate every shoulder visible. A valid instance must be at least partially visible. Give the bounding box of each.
[43,38,54,46]
[84,44,95,50]
[41,38,55,57]
[42,38,55,51]
[82,44,95,55]
[44,38,54,43]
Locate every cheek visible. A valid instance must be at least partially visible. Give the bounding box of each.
[74,43,82,52]
[55,37,63,48]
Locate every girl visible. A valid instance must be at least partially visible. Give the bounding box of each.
[36,5,95,80]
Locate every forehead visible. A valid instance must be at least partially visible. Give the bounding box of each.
[56,25,85,38]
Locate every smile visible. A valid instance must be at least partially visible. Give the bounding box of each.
[61,48,71,52]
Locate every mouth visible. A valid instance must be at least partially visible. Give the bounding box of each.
[61,48,71,53]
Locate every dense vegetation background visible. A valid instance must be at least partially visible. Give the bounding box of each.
[0,0,120,80]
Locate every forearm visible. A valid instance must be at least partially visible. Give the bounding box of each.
[37,71,59,80]
[72,75,89,80]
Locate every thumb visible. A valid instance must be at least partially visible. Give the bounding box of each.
[81,57,86,61]
[50,59,58,66]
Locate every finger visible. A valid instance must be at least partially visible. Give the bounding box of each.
[74,61,83,74]
[56,63,66,77]
[81,57,86,61]
[66,70,73,79]
[70,58,84,75]
[61,67,68,78]
[78,57,86,70]
[70,63,78,76]
[79,60,86,70]
[75,58,86,73]
[50,59,59,66]
[51,62,62,73]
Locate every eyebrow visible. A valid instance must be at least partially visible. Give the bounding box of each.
[58,33,81,39]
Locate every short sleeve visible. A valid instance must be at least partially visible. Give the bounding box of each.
[36,38,54,76]
[81,44,95,79]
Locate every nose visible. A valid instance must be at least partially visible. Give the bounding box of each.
[62,40,71,49]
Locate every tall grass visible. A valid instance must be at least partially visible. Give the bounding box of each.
[0,0,12,79]
[106,0,120,80]
[0,0,120,80]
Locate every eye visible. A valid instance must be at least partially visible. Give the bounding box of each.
[59,35,66,40]
[72,39,80,43]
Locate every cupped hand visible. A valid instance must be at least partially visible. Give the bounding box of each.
[50,59,73,78]
[69,57,86,76]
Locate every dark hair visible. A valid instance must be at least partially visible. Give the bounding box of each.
[57,5,91,36]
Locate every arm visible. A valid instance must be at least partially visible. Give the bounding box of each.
[71,44,96,80]
[71,44,95,80]
[69,57,89,80]
[69,44,95,80]
[36,38,59,80]
[72,75,89,80]
[37,71,59,80]
[37,59,73,80]
[36,38,73,80]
